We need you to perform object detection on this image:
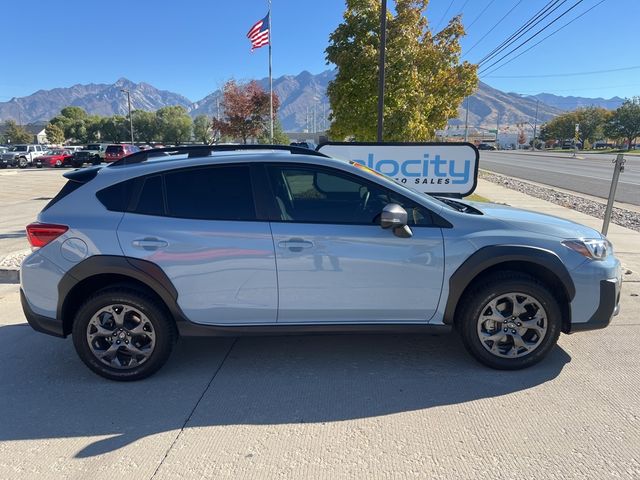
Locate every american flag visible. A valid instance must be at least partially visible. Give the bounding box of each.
[247,13,270,51]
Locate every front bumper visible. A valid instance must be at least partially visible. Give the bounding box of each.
[569,276,621,333]
[20,289,65,338]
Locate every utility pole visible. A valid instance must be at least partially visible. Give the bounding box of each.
[532,99,539,151]
[376,0,387,142]
[120,88,134,145]
[464,96,470,142]
[313,103,317,133]
[496,115,500,146]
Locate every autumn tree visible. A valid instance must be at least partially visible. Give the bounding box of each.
[212,80,280,144]
[4,120,34,144]
[45,123,65,144]
[605,97,640,149]
[325,0,477,141]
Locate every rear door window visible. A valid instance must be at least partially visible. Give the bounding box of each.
[164,165,256,221]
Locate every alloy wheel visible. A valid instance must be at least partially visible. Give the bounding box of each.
[476,292,548,358]
[86,304,156,369]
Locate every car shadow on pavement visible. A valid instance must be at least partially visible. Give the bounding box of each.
[0,323,570,458]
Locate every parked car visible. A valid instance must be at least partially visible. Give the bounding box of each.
[21,145,622,380]
[0,144,45,168]
[64,146,84,154]
[104,144,140,163]
[38,149,74,168]
[477,143,497,151]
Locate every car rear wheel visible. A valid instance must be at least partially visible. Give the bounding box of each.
[72,288,177,381]
[457,272,562,370]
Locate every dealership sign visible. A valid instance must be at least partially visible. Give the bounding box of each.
[317,142,479,197]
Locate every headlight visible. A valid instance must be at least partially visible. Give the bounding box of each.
[562,238,612,260]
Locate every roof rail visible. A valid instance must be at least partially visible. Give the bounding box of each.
[109,144,329,166]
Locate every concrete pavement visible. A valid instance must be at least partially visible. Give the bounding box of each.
[0,168,639,479]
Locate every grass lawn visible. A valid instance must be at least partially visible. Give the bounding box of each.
[464,193,490,202]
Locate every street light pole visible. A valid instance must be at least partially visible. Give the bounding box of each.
[376,0,387,142]
[120,89,134,145]
[464,96,470,142]
[532,99,539,151]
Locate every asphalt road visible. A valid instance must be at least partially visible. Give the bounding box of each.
[479,151,640,206]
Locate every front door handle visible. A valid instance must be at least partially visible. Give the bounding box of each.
[277,238,314,252]
[132,237,168,250]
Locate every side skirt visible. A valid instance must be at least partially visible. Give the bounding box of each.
[176,321,452,337]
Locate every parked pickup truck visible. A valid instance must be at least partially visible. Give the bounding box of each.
[0,144,46,168]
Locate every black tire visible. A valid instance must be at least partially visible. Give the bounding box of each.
[18,157,28,169]
[92,155,101,165]
[457,271,562,370]
[72,287,177,381]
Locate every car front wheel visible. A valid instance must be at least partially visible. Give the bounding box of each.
[457,272,562,370]
[72,288,177,381]
[18,157,28,168]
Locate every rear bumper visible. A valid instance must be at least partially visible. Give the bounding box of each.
[20,289,65,338]
[569,278,621,333]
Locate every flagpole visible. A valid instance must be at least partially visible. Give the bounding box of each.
[268,0,273,143]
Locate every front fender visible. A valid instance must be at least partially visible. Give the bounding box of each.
[442,245,575,324]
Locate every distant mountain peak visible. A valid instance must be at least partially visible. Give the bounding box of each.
[0,70,626,131]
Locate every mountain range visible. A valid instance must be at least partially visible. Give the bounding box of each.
[0,70,625,131]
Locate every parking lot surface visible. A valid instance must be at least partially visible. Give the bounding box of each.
[1,169,639,479]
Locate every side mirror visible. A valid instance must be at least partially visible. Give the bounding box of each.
[380,204,413,238]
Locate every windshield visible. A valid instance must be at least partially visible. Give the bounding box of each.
[85,145,100,151]
[347,160,453,211]
[10,146,28,152]
[47,150,66,155]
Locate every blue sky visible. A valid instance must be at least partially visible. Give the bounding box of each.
[1,0,638,102]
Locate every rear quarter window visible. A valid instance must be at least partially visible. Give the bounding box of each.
[96,179,136,212]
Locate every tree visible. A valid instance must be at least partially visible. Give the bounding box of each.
[132,110,159,143]
[50,106,89,143]
[212,80,280,144]
[156,106,193,144]
[325,0,477,141]
[193,115,212,144]
[4,120,33,144]
[45,123,65,145]
[605,97,640,149]
[100,116,130,143]
[540,112,578,144]
[258,118,290,144]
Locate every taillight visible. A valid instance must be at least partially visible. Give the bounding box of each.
[26,223,68,248]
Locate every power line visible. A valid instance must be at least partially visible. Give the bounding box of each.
[434,0,456,31]
[486,63,640,79]
[480,0,606,76]
[479,0,586,74]
[478,0,568,65]
[464,0,523,56]
[457,0,471,14]
[467,0,496,30]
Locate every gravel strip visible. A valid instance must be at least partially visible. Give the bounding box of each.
[480,171,640,233]
[0,250,29,270]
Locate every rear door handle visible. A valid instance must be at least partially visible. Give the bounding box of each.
[132,238,168,250]
[277,238,314,252]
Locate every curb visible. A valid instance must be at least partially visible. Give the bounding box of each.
[0,269,19,284]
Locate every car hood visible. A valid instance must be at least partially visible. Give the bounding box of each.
[469,201,603,239]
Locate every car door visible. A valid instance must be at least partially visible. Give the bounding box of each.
[265,163,445,324]
[117,164,278,325]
